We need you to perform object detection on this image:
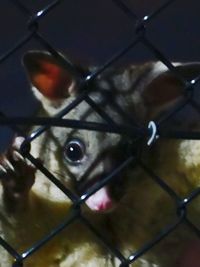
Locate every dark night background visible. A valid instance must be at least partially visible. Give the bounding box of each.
[0,0,200,151]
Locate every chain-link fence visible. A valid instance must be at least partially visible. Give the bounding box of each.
[0,0,200,266]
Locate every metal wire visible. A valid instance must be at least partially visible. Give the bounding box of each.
[0,0,200,266]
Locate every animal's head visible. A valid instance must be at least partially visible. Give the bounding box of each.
[23,51,200,213]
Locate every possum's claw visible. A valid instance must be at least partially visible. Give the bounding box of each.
[0,136,36,212]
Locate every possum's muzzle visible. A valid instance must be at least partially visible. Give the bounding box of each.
[78,142,137,213]
[85,182,115,212]
[79,172,117,212]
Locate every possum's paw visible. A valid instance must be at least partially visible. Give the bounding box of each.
[0,136,36,212]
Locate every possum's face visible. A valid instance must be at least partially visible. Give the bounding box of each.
[23,51,200,212]
[46,103,126,212]
[23,51,131,212]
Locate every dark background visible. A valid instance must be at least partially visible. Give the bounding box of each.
[0,0,200,151]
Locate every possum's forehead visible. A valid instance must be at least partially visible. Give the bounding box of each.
[31,93,122,161]
[50,98,121,149]
[47,100,121,180]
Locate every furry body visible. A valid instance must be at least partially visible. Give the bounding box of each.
[0,54,200,267]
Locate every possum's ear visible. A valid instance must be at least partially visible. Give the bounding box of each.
[23,51,76,100]
[143,63,200,118]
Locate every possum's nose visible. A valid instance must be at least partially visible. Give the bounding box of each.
[85,186,115,212]
[79,142,136,212]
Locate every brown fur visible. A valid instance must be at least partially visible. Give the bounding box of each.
[0,52,200,267]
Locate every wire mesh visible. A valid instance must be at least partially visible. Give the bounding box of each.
[0,0,200,266]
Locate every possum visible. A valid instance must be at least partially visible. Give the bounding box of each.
[0,51,200,267]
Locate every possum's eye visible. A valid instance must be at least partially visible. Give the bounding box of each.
[64,139,85,164]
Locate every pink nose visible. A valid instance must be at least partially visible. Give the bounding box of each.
[97,198,113,212]
[85,186,114,212]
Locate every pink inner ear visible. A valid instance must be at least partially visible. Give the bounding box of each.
[31,61,73,99]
